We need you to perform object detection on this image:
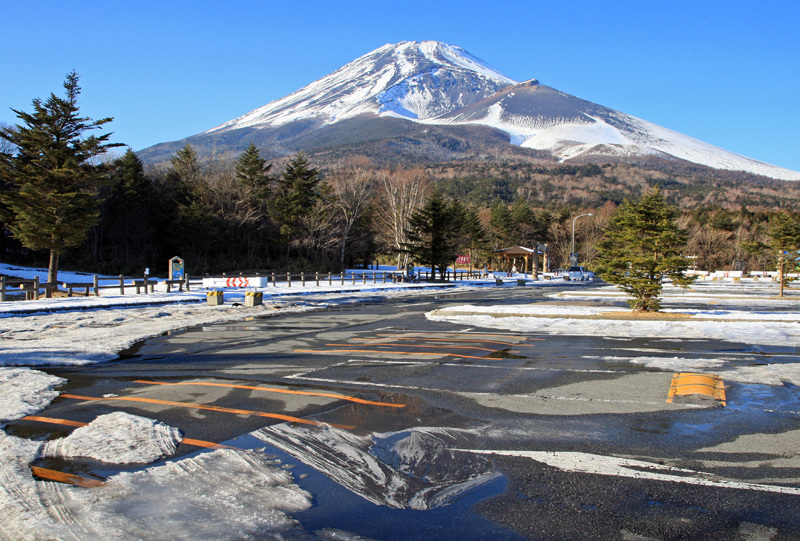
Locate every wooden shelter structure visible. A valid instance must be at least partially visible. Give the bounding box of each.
[492,245,549,275]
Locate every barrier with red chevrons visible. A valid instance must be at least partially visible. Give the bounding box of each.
[202,276,269,289]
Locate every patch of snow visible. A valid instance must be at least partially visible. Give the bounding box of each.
[42,412,182,464]
[0,441,312,540]
[0,368,65,422]
[461,449,800,496]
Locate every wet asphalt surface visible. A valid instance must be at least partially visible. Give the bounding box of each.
[10,283,800,540]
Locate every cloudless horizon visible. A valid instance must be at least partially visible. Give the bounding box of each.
[1,0,798,173]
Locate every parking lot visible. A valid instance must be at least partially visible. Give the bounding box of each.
[6,283,800,539]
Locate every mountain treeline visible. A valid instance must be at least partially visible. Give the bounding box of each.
[3,139,799,277]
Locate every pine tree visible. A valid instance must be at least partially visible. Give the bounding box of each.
[269,153,323,256]
[101,149,155,271]
[404,190,465,280]
[489,201,513,247]
[0,71,122,282]
[234,142,272,197]
[768,211,800,296]
[595,189,694,311]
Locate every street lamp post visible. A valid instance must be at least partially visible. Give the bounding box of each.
[571,213,594,265]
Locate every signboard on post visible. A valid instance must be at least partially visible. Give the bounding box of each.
[456,255,471,264]
[169,256,185,280]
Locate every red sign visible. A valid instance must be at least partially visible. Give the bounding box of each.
[456,255,471,264]
[225,276,250,287]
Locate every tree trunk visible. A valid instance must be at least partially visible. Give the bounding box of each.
[48,250,59,284]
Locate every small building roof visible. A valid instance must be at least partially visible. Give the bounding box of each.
[492,245,538,255]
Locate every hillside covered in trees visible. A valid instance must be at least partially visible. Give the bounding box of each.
[3,138,799,278]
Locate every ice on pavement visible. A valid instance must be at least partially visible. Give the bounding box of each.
[0,439,313,540]
[0,368,65,422]
[42,411,183,464]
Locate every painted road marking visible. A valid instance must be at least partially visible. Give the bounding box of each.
[21,416,237,449]
[21,415,87,427]
[371,335,540,346]
[134,380,405,408]
[377,331,541,341]
[667,373,726,406]
[285,358,617,394]
[181,438,236,449]
[59,394,355,429]
[326,342,499,353]
[462,449,800,496]
[30,467,103,488]
[295,348,490,360]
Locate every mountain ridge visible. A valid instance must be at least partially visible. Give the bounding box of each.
[138,41,800,181]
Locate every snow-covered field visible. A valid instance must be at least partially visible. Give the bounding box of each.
[1,263,799,538]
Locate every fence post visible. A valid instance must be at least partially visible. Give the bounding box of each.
[373,271,376,284]
[328,272,332,286]
[1,275,5,302]
[119,275,125,295]
[272,272,276,287]
[287,272,291,287]
[34,276,40,300]
[301,272,306,287]
[352,272,356,285]
[341,272,344,286]
[185,273,191,292]
[93,275,99,296]
[316,272,319,287]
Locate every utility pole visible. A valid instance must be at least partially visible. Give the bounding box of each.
[571,213,594,266]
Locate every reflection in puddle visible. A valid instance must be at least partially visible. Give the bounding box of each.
[230,431,519,541]
[253,424,498,510]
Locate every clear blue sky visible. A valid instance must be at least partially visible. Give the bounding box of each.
[2,0,798,172]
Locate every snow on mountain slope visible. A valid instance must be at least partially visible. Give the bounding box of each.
[441,80,800,181]
[206,41,514,134]
[197,41,799,181]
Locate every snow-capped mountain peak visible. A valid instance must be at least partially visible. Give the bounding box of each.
[206,41,515,134]
[147,41,800,181]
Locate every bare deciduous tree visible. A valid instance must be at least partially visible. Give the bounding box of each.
[329,156,375,270]
[376,168,430,268]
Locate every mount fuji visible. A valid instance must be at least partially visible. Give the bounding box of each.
[139,41,800,181]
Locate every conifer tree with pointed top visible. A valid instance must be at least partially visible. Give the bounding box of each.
[269,153,323,256]
[595,189,694,311]
[234,142,272,197]
[404,190,466,280]
[0,71,122,282]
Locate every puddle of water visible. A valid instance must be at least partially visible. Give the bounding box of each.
[484,349,527,360]
[224,433,522,540]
